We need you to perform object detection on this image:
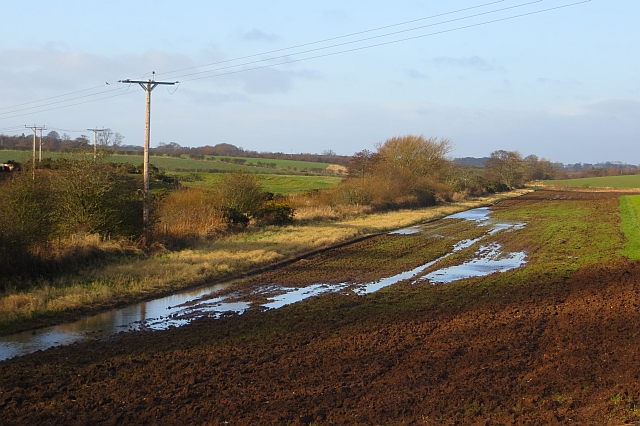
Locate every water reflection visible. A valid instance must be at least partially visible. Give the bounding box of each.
[0,207,527,361]
[420,243,527,284]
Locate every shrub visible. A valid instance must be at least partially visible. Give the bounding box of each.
[222,207,250,228]
[254,201,295,226]
[53,160,143,238]
[216,170,266,218]
[156,188,223,239]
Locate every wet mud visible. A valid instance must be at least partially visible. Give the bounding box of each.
[1,190,639,425]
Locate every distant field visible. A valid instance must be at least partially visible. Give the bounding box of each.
[207,156,331,171]
[173,172,343,195]
[0,150,333,174]
[544,174,640,188]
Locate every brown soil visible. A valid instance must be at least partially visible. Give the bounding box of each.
[1,190,639,425]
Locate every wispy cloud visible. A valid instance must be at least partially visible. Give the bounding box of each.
[405,69,428,80]
[240,29,279,43]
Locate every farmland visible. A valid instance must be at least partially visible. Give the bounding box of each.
[0,190,526,334]
[544,174,640,189]
[0,149,338,174]
[1,189,640,424]
[174,172,342,194]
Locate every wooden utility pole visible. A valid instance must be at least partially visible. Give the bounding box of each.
[38,128,44,162]
[87,128,106,160]
[118,73,177,245]
[25,125,45,179]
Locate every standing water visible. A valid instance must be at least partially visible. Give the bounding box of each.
[0,207,526,361]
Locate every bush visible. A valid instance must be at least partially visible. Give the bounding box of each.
[254,201,295,226]
[0,172,56,279]
[156,188,223,240]
[53,160,143,238]
[216,170,266,218]
[222,207,250,228]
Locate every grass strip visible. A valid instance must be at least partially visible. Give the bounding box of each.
[0,190,530,334]
[619,195,640,259]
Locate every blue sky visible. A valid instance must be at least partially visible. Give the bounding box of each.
[0,0,638,163]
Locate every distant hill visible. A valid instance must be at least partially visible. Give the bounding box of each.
[453,157,488,168]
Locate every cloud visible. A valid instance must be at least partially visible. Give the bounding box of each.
[182,88,249,104]
[433,56,497,72]
[405,69,428,80]
[0,46,195,93]
[535,77,581,89]
[234,68,321,94]
[240,29,279,43]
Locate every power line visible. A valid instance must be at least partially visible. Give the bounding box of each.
[0,90,137,120]
[168,0,545,82]
[180,1,592,83]
[155,0,508,79]
[0,85,128,116]
[0,0,591,119]
[0,125,29,133]
[48,127,91,133]
[0,84,111,111]
[0,0,526,115]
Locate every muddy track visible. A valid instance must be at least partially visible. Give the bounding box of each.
[1,190,639,425]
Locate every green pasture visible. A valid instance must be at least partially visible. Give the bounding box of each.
[207,156,331,171]
[544,174,640,189]
[0,149,332,174]
[172,172,343,195]
[620,195,640,260]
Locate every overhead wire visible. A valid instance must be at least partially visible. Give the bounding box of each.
[0,84,111,111]
[164,0,544,82]
[48,127,91,133]
[180,1,591,83]
[0,0,591,121]
[0,91,138,121]
[155,0,508,78]
[0,0,509,114]
[0,85,135,116]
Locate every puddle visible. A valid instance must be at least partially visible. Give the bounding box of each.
[419,243,527,284]
[389,227,421,235]
[390,207,524,236]
[447,207,493,222]
[0,207,527,362]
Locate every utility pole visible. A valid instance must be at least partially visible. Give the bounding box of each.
[87,128,106,160]
[119,72,177,246]
[38,128,44,162]
[26,125,45,179]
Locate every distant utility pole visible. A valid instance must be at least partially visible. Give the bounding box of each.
[26,125,45,180]
[118,72,177,246]
[38,127,44,162]
[87,127,106,160]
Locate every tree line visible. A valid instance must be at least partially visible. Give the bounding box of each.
[0,133,612,285]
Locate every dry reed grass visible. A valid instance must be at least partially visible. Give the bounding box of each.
[156,188,225,240]
[0,189,531,329]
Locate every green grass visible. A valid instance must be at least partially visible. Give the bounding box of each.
[173,172,343,195]
[207,155,331,171]
[619,195,640,259]
[0,149,334,174]
[544,175,640,188]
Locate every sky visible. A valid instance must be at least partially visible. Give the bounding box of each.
[0,0,638,164]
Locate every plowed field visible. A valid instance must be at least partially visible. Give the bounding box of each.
[1,190,639,425]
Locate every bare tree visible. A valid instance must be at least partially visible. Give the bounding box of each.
[375,135,452,178]
[485,150,526,188]
[97,129,125,148]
